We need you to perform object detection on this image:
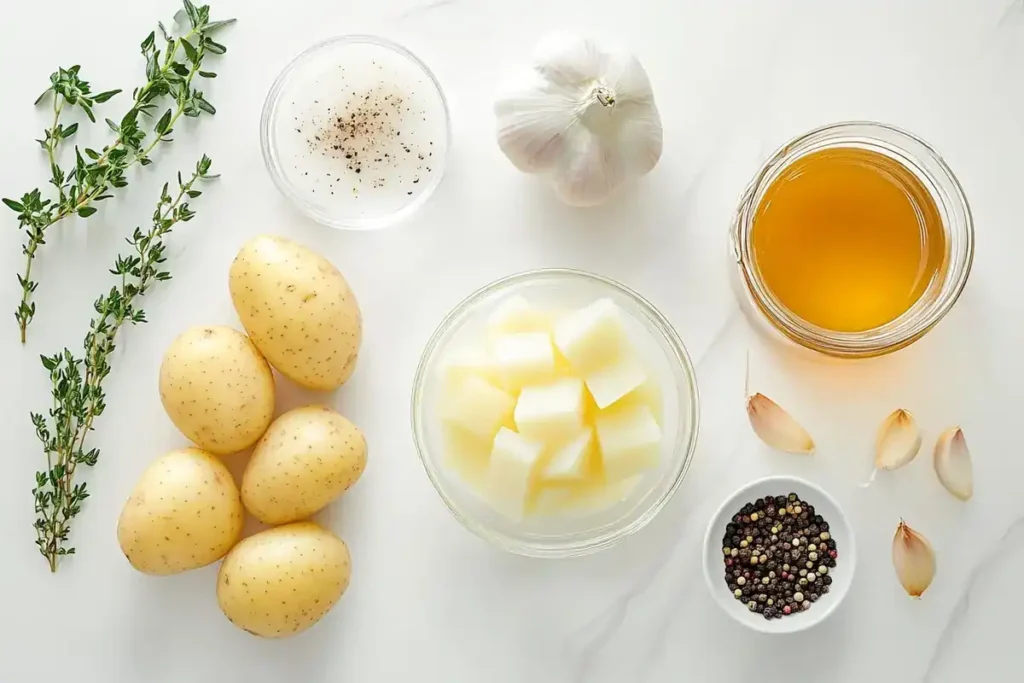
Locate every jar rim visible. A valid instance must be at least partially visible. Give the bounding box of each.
[732,121,975,358]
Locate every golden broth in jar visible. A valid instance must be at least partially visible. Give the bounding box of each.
[750,147,946,333]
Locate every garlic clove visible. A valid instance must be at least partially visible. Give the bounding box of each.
[616,114,663,176]
[892,520,936,598]
[552,128,626,207]
[495,79,573,173]
[874,409,922,470]
[934,427,974,501]
[746,393,815,455]
[533,33,606,86]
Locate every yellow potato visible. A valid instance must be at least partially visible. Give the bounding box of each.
[229,235,362,391]
[117,448,244,575]
[217,522,351,638]
[159,326,276,455]
[241,405,367,524]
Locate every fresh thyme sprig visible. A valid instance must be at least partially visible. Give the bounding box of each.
[31,155,216,573]
[2,1,233,343]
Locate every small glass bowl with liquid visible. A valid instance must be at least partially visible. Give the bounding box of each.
[731,121,974,358]
[261,35,450,230]
[411,269,700,558]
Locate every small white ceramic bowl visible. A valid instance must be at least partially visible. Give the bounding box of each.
[702,476,856,634]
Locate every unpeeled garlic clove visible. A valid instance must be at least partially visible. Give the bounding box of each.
[746,393,815,455]
[934,427,974,501]
[875,409,922,470]
[892,520,936,598]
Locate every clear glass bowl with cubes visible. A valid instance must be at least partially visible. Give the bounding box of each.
[412,269,699,557]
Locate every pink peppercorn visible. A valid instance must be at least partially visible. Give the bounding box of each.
[829,550,837,559]
[783,606,792,615]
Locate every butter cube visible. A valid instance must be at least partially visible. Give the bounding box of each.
[440,375,515,442]
[585,355,647,409]
[487,296,551,338]
[486,428,546,520]
[602,379,663,423]
[595,404,662,482]
[542,428,592,482]
[514,377,585,443]
[493,332,556,391]
[441,425,492,490]
[554,299,628,374]
[440,347,497,387]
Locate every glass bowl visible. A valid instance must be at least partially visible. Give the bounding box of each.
[411,269,700,557]
[260,35,451,230]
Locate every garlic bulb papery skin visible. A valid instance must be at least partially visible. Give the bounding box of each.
[494,32,663,207]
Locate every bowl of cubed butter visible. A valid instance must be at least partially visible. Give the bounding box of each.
[411,269,700,557]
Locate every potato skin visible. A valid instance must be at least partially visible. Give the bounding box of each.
[217,522,351,638]
[159,326,276,455]
[117,448,244,575]
[229,235,362,391]
[241,405,367,524]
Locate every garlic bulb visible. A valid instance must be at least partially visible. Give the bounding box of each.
[494,32,663,206]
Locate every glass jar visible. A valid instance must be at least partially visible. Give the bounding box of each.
[731,121,974,358]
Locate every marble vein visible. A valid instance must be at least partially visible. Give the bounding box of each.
[567,312,747,683]
[922,513,1024,681]
[396,0,461,22]
[997,0,1023,27]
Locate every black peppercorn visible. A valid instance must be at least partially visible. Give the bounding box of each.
[721,492,838,620]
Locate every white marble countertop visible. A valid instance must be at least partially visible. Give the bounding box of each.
[1,0,1022,681]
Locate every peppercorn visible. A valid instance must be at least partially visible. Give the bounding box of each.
[721,492,838,620]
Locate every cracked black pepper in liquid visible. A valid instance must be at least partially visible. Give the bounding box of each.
[269,38,448,222]
[721,493,838,620]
